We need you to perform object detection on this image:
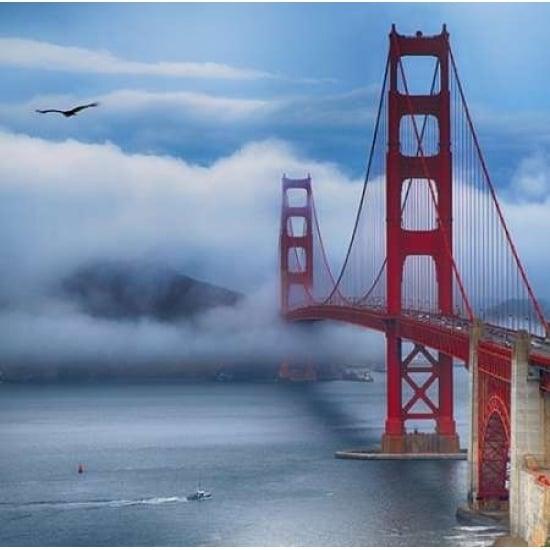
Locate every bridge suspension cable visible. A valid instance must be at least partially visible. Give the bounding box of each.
[285,30,547,337]
[321,53,390,306]
[449,46,547,334]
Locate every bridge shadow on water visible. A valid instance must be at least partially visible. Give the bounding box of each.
[280,378,473,526]
[282,381,382,448]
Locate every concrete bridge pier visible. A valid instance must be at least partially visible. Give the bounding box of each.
[509,331,550,546]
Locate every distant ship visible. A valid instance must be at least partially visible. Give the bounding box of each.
[187,488,212,501]
[352,370,374,382]
[340,365,374,382]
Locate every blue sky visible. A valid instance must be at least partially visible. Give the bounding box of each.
[1,3,550,177]
[2,3,550,365]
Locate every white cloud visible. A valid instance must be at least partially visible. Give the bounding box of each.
[0,131,362,296]
[510,150,550,202]
[97,86,375,127]
[0,37,275,80]
[0,280,383,369]
[97,89,274,122]
[1,129,548,302]
[0,130,383,369]
[0,85,376,131]
[2,129,550,370]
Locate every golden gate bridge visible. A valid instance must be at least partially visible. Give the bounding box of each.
[279,25,550,526]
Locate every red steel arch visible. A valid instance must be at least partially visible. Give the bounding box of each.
[478,394,510,505]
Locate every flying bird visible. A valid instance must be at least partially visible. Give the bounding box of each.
[35,102,100,117]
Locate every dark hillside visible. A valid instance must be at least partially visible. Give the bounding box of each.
[61,260,243,322]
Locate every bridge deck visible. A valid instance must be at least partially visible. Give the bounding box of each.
[286,305,550,383]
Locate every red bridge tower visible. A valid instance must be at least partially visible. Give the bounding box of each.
[280,175,313,315]
[382,26,459,453]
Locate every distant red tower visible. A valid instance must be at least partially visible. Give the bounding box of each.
[382,26,459,453]
[279,175,313,315]
[279,175,316,381]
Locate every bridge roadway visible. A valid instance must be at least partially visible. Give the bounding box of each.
[286,304,550,388]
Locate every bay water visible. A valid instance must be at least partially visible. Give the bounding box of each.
[0,368,506,546]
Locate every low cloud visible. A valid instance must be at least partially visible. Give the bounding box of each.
[0,131,375,371]
[0,131,362,295]
[0,281,382,370]
[1,129,549,372]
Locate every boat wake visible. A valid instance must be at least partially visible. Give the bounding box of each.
[1,496,188,510]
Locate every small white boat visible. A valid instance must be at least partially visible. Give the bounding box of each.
[355,371,374,382]
[340,365,374,382]
[187,488,212,501]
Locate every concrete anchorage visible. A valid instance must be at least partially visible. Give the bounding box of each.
[467,327,550,544]
[509,331,550,546]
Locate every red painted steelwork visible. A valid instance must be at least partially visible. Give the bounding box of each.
[287,306,471,360]
[478,394,510,504]
[383,26,458,450]
[529,352,550,371]
[279,25,550,508]
[478,342,512,384]
[280,175,313,316]
[286,305,387,333]
[541,370,550,393]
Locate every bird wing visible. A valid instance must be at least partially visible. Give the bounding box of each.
[69,102,100,114]
[35,109,65,114]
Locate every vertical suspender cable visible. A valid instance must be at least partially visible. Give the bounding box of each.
[449,47,546,333]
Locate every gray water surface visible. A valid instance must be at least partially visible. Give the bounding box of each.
[0,371,505,546]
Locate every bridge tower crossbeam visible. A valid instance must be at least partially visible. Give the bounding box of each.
[280,175,314,316]
[382,26,459,453]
